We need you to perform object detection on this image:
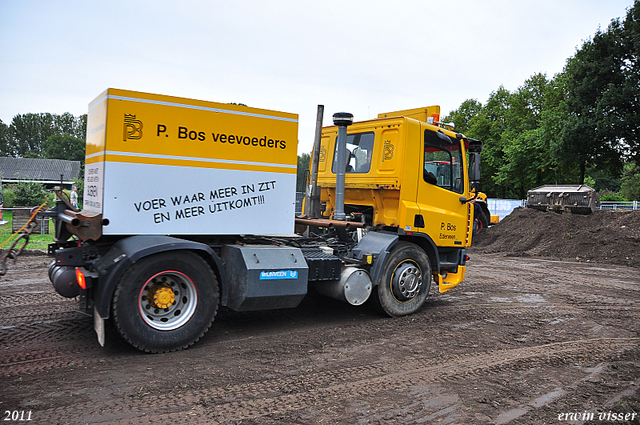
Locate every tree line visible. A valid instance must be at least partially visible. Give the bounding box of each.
[4,4,640,203]
[443,1,639,201]
[0,113,87,207]
[295,2,639,201]
[0,112,86,163]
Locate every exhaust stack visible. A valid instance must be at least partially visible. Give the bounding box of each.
[332,112,353,221]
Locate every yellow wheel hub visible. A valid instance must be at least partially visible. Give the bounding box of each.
[149,284,175,309]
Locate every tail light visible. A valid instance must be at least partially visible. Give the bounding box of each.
[76,268,86,290]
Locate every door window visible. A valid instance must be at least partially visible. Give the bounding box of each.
[424,130,464,194]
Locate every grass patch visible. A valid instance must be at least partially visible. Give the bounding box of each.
[0,210,55,252]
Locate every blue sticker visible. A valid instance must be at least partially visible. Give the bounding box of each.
[259,270,299,280]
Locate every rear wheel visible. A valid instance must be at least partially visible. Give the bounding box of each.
[372,242,431,317]
[112,251,219,353]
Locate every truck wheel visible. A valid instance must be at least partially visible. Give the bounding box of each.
[112,251,219,353]
[473,203,489,235]
[372,242,431,317]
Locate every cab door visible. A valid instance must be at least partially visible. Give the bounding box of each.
[416,126,469,247]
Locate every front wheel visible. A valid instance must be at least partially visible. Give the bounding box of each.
[473,203,489,236]
[112,251,219,353]
[372,242,431,317]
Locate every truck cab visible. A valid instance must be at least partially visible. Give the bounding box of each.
[310,106,482,292]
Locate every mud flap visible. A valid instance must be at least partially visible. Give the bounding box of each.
[94,307,105,347]
[435,266,466,293]
[351,231,399,286]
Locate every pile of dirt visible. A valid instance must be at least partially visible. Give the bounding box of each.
[471,207,640,268]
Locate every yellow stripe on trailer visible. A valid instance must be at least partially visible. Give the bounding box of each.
[87,151,297,174]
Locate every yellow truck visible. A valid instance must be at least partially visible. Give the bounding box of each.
[300,106,487,316]
[48,90,487,352]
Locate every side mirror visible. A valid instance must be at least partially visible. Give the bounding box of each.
[469,153,481,182]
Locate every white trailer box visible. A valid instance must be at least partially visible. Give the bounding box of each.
[84,89,299,235]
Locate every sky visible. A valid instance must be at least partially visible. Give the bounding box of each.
[0,0,634,154]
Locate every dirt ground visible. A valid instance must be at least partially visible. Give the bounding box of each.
[1,208,639,425]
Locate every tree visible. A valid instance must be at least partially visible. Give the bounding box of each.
[6,112,87,158]
[296,153,311,192]
[54,112,86,139]
[620,162,640,200]
[613,1,640,164]
[585,165,622,192]
[561,6,636,183]
[494,73,571,198]
[10,113,54,157]
[0,119,10,156]
[466,87,512,198]
[442,3,638,197]
[495,74,546,197]
[442,99,482,134]
[77,114,87,139]
[42,134,86,164]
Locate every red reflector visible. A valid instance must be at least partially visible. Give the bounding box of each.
[405,231,413,236]
[464,255,470,262]
[76,268,86,290]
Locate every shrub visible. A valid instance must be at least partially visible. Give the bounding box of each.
[2,188,16,208]
[599,192,628,202]
[47,191,56,207]
[12,181,47,207]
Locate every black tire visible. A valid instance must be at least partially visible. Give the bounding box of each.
[112,251,219,353]
[473,203,489,235]
[372,242,431,317]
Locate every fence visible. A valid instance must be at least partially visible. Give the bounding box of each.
[486,199,527,221]
[487,199,639,219]
[1,207,51,234]
[295,192,305,215]
[598,201,639,210]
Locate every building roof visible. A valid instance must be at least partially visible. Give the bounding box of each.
[0,157,81,184]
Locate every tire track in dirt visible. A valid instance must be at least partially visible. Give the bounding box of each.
[1,290,636,378]
[0,312,98,375]
[0,308,85,328]
[0,301,576,376]
[38,337,639,424]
